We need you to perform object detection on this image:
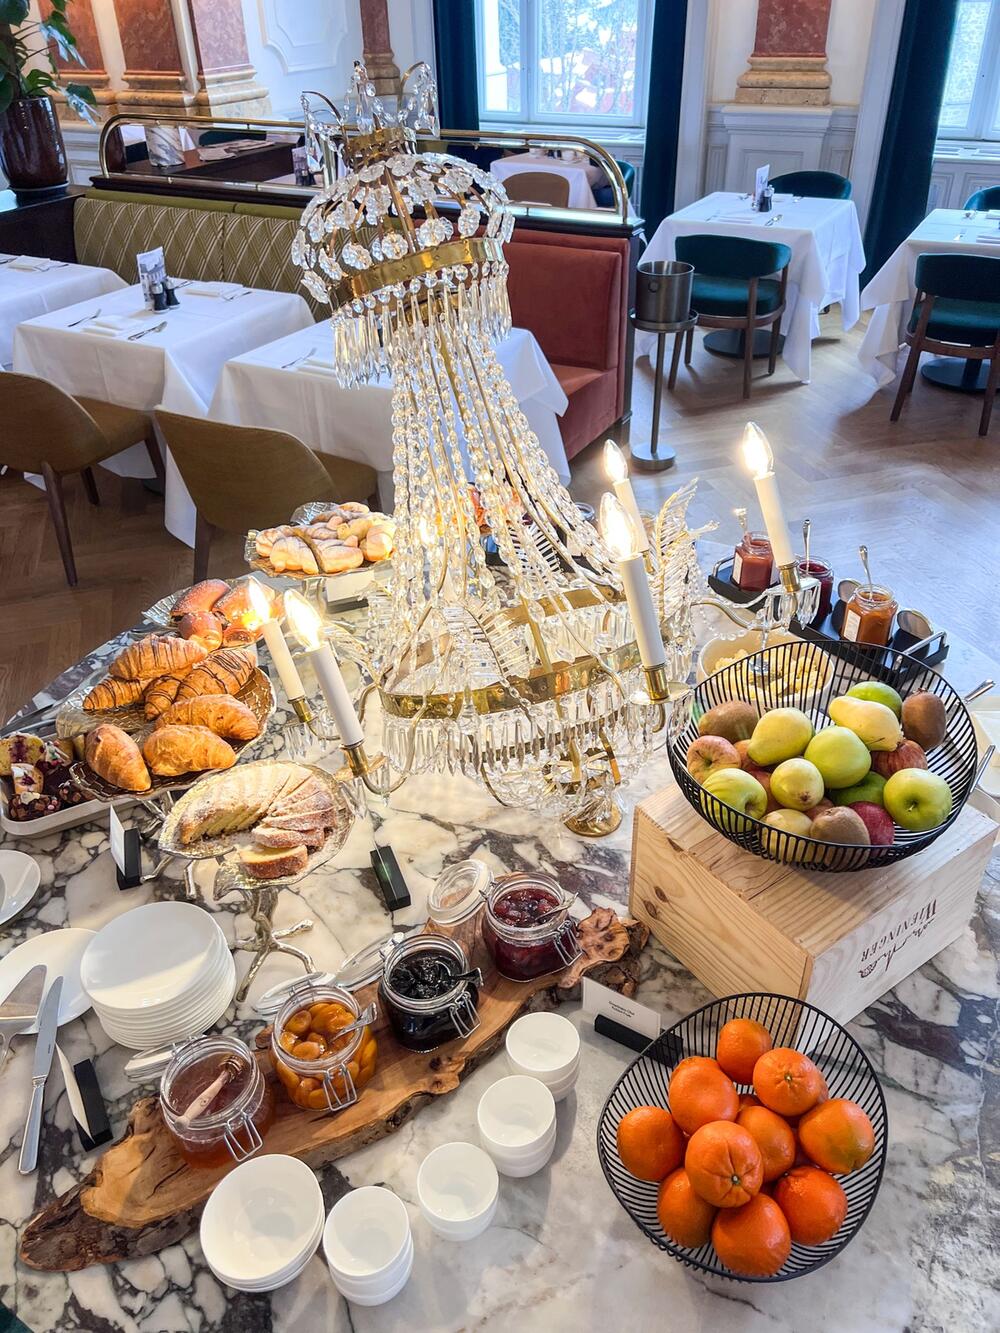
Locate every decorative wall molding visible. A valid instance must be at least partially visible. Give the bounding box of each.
[256,0,344,76]
[928,154,1000,211]
[704,104,858,194]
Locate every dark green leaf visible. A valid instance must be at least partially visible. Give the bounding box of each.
[0,1,30,26]
[23,67,56,94]
[64,80,95,105]
[63,84,97,124]
[0,72,14,115]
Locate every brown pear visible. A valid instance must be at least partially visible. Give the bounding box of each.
[901,691,947,751]
[697,700,759,743]
[809,806,871,868]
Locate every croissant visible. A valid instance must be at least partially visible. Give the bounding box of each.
[84,724,151,792]
[309,537,365,575]
[268,535,318,574]
[142,725,236,777]
[83,676,145,712]
[254,525,295,558]
[154,694,259,740]
[171,579,229,619]
[175,648,255,701]
[143,673,184,720]
[110,634,208,681]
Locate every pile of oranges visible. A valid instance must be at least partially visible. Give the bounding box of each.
[614,1017,876,1278]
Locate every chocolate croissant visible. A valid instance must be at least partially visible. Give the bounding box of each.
[175,648,255,701]
[154,694,259,741]
[143,673,185,720]
[83,676,145,712]
[109,634,208,681]
[84,724,151,792]
[142,725,236,777]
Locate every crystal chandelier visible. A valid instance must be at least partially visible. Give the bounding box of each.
[292,62,702,833]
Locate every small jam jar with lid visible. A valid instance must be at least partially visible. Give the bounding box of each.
[160,1036,274,1168]
[796,556,835,625]
[841,583,897,647]
[427,859,493,956]
[271,984,378,1113]
[481,873,581,982]
[379,933,482,1052]
[732,532,774,593]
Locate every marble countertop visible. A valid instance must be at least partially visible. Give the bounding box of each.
[0,612,997,1333]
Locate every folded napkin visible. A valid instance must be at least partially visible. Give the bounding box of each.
[8,256,53,272]
[79,314,134,337]
[296,355,339,378]
[975,232,1000,245]
[715,212,769,224]
[184,281,243,298]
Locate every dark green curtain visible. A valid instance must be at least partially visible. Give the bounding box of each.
[640,0,688,233]
[863,0,959,281]
[432,0,478,131]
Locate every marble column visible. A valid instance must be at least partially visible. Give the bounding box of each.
[39,0,116,119]
[359,0,400,97]
[735,0,833,106]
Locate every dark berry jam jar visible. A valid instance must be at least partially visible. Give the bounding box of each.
[481,873,581,982]
[379,933,481,1052]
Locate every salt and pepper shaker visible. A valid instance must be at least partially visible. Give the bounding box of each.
[759,185,774,214]
[151,281,168,313]
[164,277,180,309]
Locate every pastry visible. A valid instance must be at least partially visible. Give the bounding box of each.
[82,677,146,712]
[154,695,259,741]
[0,733,46,776]
[254,525,296,558]
[252,825,325,850]
[222,624,258,648]
[175,762,310,845]
[11,763,43,796]
[109,634,208,681]
[269,534,319,575]
[177,611,224,651]
[143,672,189,720]
[84,724,151,792]
[238,843,308,881]
[142,725,236,778]
[214,579,274,624]
[171,580,229,619]
[362,528,393,562]
[38,737,75,770]
[175,648,255,701]
[308,537,366,575]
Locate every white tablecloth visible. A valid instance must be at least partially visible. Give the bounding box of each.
[203,323,570,545]
[637,191,866,382]
[491,153,599,209]
[858,208,1000,385]
[0,258,126,366]
[13,282,313,542]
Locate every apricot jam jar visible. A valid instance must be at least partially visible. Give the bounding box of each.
[271,984,377,1113]
[842,583,897,647]
[732,532,774,593]
[481,873,581,982]
[160,1036,273,1168]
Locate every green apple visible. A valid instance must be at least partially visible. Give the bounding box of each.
[761,809,816,862]
[746,707,814,766]
[770,757,825,812]
[847,680,903,717]
[831,772,887,807]
[828,696,903,751]
[701,768,767,833]
[804,726,872,788]
[883,769,953,832]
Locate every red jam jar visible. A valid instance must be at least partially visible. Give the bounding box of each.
[732,531,774,593]
[796,555,834,625]
[481,873,581,982]
[160,1036,274,1169]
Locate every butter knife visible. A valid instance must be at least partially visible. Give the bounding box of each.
[0,964,46,1068]
[18,975,62,1174]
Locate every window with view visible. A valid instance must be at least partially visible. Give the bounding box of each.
[938,0,1000,140]
[476,0,652,128]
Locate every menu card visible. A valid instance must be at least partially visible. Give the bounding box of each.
[136,245,166,305]
[754,163,771,209]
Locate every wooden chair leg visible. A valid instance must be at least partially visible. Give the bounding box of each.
[193,513,215,583]
[81,467,100,506]
[742,319,755,399]
[684,326,694,365]
[979,352,1000,435]
[41,462,77,587]
[145,429,166,487]
[767,318,780,376]
[668,328,685,390]
[890,341,922,421]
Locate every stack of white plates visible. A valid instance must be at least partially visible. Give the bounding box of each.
[323,1187,414,1306]
[200,1155,324,1292]
[80,902,236,1051]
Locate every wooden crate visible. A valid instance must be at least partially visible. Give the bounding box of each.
[630,784,998,1024]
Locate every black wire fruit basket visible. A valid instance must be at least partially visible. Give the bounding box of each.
[597,993,888,1283]
[668,639,978,872]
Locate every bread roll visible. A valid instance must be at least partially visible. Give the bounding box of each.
[177,611,224,651]
[142,725,236,777]
[171,579,229,619]
[84,724,151,792]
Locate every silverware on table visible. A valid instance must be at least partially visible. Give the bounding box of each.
[222,289,253,302]
[964,679,995,703]
[281,345,317,370]
[18,974,61,1173]
[127,321,167,341]
[764,213,783,227]
[67,308,100,328]
[0,964,46,1070]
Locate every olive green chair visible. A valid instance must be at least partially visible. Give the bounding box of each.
[674,235,792,398]
[964,186,1000,212]
[890,253,1000,436]
[593,159,636,209]
[769,170,852,200]
[154,410,379,581]
[0,374,163,587]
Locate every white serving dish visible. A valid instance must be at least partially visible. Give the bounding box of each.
[696,628,834,713]
[416,1142,499,1241]
[505,1012,581,1082]
[488,1122,557,1177]
[0,777,114,840]
[323,1187,411,1282]
[329,1241,414,1305]
[477,1075,556,1165]
[0,850,41,926]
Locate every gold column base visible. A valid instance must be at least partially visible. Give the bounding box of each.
[564,802,623,838]
[778,561,802,594]
[290,696,314,724]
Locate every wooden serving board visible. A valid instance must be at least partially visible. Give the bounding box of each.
[21,907,647,1272]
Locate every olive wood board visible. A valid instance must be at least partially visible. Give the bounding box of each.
[21,906,647,1272]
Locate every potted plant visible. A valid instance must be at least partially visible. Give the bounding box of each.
[0,0,96,195]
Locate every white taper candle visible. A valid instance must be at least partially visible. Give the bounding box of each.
[741,422,794,567]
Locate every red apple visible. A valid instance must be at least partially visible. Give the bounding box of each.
[872,740,928,778]
[686,735,741,785]
[744,763,782,812]
[735,739,753,769]
[849,801,895,846]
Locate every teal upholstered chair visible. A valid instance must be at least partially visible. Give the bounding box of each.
[674,235,792,398]
[594,159,636,209]
[964,186,1000,212]
[891,253,1000,436]
[769,170,852,200]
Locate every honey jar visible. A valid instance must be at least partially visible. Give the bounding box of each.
[841,583,897,647]
[160,1036,274,1168]
[271,984,378,1113]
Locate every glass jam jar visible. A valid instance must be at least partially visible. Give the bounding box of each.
[796,556,834,625]
[379,933,482,1052]
[160,1036,273,1169]
[841,583,897,647]
[271,984,378,1113]
[481,873,581,982]
[427,859,492,956]
[733,531,774,593]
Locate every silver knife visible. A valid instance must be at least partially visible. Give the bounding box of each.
[18,975,62,1174]
[0,964,46,1068]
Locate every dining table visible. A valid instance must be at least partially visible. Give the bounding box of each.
[858,207,1000,389]
[11,281,314,532]
[0,256,126,367]
[637,191,866,383]
[490,152,602,209]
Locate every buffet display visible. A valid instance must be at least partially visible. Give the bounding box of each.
[251,502,396,577]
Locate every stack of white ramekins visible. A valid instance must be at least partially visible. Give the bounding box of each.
[477,1074,557,1177]
[505,1012,581,1101]
[416,1141,499,1240]
[323,1186,414,1306]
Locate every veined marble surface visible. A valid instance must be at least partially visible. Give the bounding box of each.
[0,611,997,1333]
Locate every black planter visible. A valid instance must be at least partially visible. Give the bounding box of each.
[0,95,68,196]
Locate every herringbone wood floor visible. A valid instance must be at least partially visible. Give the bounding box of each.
[2,310,998,723]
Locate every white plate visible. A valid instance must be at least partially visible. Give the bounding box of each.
[0,928,95,1029]
[89,934,230,1020]
[81,901,226,1009]
[0,850,41,926]
[97,955,237,1050]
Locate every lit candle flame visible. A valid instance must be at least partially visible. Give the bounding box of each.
[603,438,628,484]
[599,492,639,562]
[245,577,273,631]
[741,421,773,480]
[283,589,322,652]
